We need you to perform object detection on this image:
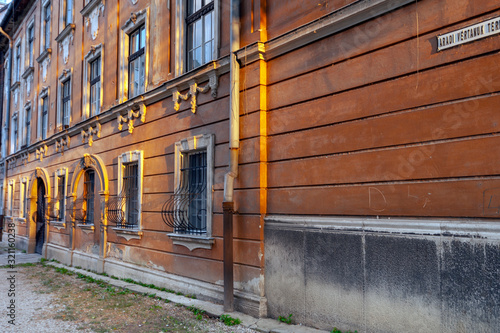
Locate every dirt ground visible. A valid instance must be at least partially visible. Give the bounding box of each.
[1,263,257,333]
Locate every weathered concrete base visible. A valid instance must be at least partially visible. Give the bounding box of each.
[46,243,72,266]
[265,216,500,333]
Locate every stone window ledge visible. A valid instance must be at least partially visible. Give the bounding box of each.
[55,24,76,43]
[112,227,143,241]
[77,224,94,234]
[50,220,66,230]
[167,233,214,251]
[36,48,52,64]
[22,67,34,79]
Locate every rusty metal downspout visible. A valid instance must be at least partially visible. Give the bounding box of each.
[223,0,240,313]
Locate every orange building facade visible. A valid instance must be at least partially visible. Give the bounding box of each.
[1,0,500,331]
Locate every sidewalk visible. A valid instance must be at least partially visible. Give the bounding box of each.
[0,241,327,333]
[0,241,42,266]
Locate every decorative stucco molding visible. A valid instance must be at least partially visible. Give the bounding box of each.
[117,98,146,134]
[81,0,105,41]
[20,152,29,166]
[56,24,76,64]
[81,123,101,146]
[55,135,70,155]
[173,72,218,113]
[35,145,48,162]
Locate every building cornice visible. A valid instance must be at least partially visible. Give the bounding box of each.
[236,0,415,65]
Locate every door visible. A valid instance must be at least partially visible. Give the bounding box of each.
[35,178,46,254]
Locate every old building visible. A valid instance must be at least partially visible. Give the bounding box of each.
[1,0,500,332]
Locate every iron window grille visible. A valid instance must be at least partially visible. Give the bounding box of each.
[42,96,48,140]
[108,163,139,229]
[89,57,101,116]
[128,25,145,99]
[74,169,95,225]
[57,175,65,221]
[162,150,207,234]
[28,25,34,66]
[186,0,214,71]
[62,79,71,127]
[43,3,51,51]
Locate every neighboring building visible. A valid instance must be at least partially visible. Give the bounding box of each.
[1,0,500,332]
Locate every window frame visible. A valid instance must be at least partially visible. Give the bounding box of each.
[89,56,101,116]
[83,44,103,119]
[7,179,15,217]
[38,87,50,141]
[186,0,215,71]
[115,150,144,231]
[83,169,95,225]
[42,0,51,52]
[57,70,72,129]
[15,42,21,82]
[62,0,74,27]
[11,114,19,153]
[167,134,214,250]
[127,25,146,99]
[24,102,31,147]
[53,168,68,223]
[174,0,220,76]
[26,20,35,68]
[19,177,28,220]
[119,8,149,103]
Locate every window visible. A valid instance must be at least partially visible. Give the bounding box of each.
[64,0,73,26]
[56,174,66,221]
[186,0,214,71]
[61,79,70,127]
[123,163,139,227]
[174,0,219,76]
[7,180,15,217]
[118,9,149,102]
[128,25,146,98]
[15,43,21,82]
[27,24,34,67]
[42,96,48,140]
[90,57,101,116]
[12,117,18,152]
[19,179,27,219]
[43,2,51,51]
[164,135,214,239]
[83,169,94,225]
[111,151,144,231]
[25,106,31,146]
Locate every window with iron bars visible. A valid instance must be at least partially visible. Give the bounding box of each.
[123,162,139,228]
[177,150,207,234]
[62,79,70,127]
[83,169,94,225]
[57,175,65,221]
[128,25,145,99]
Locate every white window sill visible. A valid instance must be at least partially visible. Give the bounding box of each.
[167,233,214,251]
[77,224,94,234]
[50,220,66,230]
[112,227,143,241]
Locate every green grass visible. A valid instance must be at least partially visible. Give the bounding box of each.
[220,314,241,326]
[278,314,293,324]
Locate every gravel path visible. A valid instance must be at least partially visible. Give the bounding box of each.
[0,267,92,333]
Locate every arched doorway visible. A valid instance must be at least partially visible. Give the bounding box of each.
[35,178,46,254]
